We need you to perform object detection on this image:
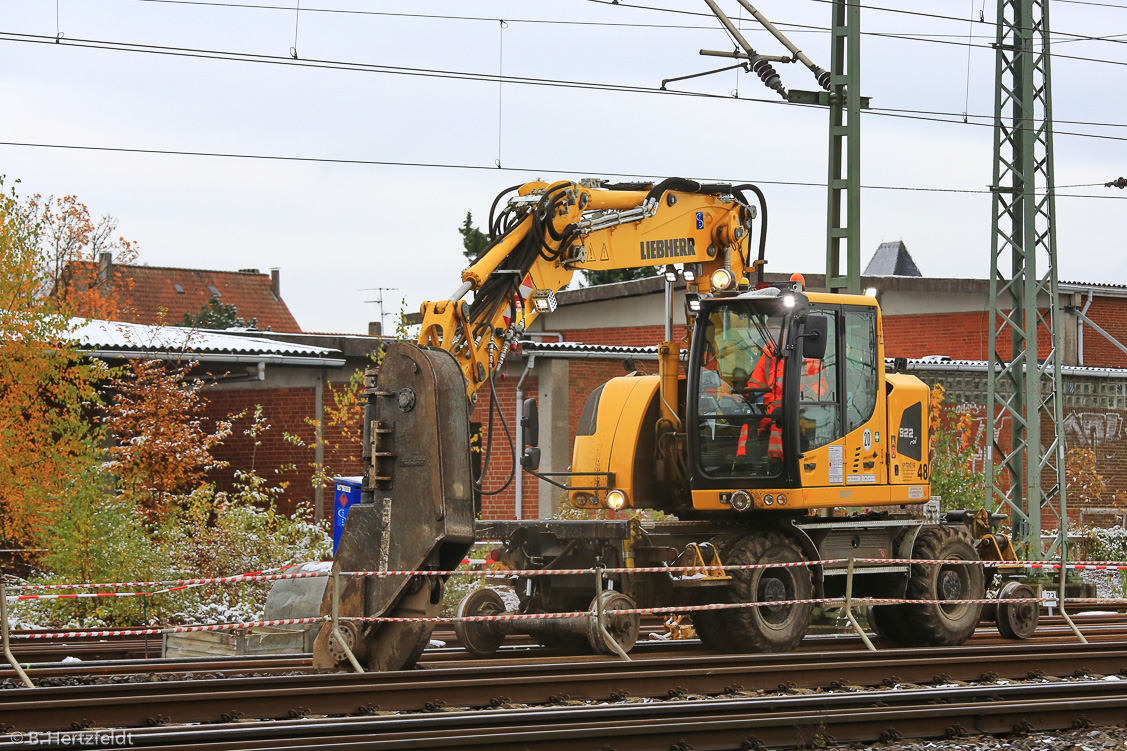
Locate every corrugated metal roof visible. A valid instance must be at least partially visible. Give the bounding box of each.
[72,318,340,358]
[521,341,1127,377]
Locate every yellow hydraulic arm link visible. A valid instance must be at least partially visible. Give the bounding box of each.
[417,178,758,410]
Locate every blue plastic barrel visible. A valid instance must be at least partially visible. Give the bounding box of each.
[332,476,363,555]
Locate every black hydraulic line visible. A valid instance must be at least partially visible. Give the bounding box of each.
[488,184,523,241]
[733,183,768,285]
[478,368,516,496]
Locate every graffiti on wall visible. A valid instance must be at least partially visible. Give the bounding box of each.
[1063,412,1124,450]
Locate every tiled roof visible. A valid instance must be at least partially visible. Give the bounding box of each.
[66,262,302,332]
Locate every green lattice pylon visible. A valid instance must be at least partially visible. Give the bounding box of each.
[985,0,1068,559]
[824,0,862,295]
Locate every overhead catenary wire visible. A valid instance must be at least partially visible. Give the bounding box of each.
[124,0,1127,50]
[2,30,1126,138]
[587,0,1127,48]
[0,138,1122,200]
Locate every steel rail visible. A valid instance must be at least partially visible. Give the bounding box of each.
[34,679,1127,751]
[3,640,1126,732]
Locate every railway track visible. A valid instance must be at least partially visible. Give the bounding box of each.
[4,614,1127,684]
[5,676,1125,750]
[3,637,1126,732]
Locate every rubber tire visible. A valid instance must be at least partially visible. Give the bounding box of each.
[995,580,1039,640]
[454,588,507,657]
[867,603,916,646]
[901,525,984,647]
[694,531,813,653]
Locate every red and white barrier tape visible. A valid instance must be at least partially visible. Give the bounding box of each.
[10,617,328,640]
[11,595,1127,639]
[8,558,1127,598]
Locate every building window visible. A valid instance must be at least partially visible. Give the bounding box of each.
[173,283,185,294]
[208,286,221,297]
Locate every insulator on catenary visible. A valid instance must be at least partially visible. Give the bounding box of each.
[750,57,782,93]
[815,69,832,90]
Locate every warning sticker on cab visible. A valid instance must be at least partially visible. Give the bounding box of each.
[828,445,844,484]
[908,486,925,500]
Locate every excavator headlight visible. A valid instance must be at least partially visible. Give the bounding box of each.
[730,490,752,512]
[682,264,698,282]
[710,268,735,291]
[783,294,795,308]
[763,494,775,506]
[530,289,557,313]
[684,293,702,316]
[664,265,679,283]
[573,493,590,507]
[606,489,628,510]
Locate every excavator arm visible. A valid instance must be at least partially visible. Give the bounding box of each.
[418,178,764,400]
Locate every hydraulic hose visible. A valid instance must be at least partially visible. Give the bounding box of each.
[733,183,769,285]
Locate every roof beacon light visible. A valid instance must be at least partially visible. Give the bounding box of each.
[710,268,735,291]
[530,288,558,313]
[790,272,806,291]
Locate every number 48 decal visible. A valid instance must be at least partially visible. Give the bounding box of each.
[917,463,930,480]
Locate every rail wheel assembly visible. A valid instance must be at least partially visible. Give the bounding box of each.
[694,530,813,653]
[587,591,641,655]
[454,588,508,657]
[995,580,1039,639]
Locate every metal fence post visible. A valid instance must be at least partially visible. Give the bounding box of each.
[593,565,630,661]
[1055,554,1087,644]
[842,557,876,651]
[0,578,34,688]
[330,569,365,673]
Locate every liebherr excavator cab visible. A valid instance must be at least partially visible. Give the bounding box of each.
[315,178,1032,671]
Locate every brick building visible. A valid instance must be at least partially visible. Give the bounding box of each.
[75,319,382,521]
[465,270,1127,526]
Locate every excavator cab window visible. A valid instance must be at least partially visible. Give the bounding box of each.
[844,309,879,431]
[695,304,789,479]
[798,308,840,452]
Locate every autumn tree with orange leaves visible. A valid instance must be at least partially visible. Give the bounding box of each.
[104,357,234,523]
[929,383,987,512]
[0,178,111,548]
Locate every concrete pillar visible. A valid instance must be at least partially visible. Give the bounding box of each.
[536,358,570,518]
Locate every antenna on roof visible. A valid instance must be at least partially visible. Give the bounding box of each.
[361,287,400,334]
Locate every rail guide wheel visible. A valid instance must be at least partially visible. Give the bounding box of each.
[995,580,1039,640]
[454,587,508,657]
[587,590,641,655]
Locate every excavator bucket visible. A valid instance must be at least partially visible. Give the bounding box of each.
[312,342,476,671]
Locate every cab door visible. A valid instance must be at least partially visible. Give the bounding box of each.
[839,306,886,488]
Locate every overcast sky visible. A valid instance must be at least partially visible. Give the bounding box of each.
[2,0,1124,334]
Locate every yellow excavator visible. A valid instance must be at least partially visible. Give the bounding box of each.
[314,178,1034,671]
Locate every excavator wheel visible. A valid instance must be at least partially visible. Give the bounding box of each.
[900,525,984,647]
[995,580,1039,640]
[695,531,812,653]
[454,587,508,657]
[866,604,916,646]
